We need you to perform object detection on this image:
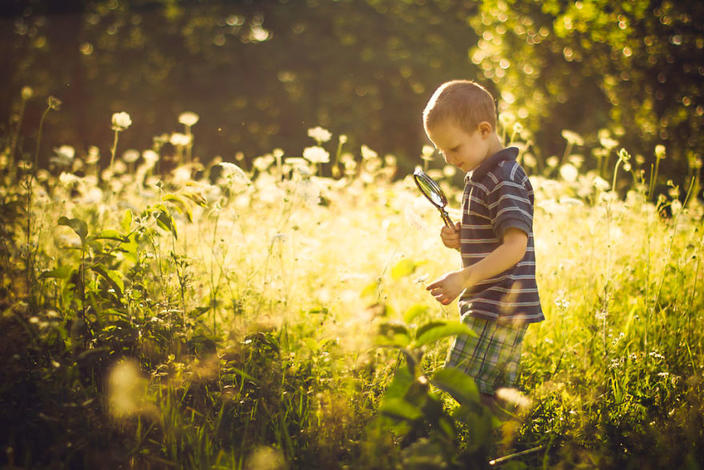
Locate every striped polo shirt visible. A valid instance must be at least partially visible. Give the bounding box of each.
[459,147,544,324]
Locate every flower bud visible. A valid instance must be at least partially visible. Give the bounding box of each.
[21,86,34,100]
[112,112,132,131]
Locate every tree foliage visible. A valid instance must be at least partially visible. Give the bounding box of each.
[1,0,702,180]
[472,0,704,176]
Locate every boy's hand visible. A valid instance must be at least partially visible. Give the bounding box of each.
[426,269,470,305]
[440,221,461,250]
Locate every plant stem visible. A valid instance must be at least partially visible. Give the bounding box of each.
[10,98,28,181]
[109,129,120,170]
[649,157,662,201]
[186,126,193,164]
[612,159,622,192]
[26,105,52,292]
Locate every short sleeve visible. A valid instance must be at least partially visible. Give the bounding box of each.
[487,163,533,239]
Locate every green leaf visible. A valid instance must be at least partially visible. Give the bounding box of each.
[380,398,422,421]
[384,363,414,400]
[415,320,476,347]
[376,321,411,348]
[154,206,178,239]
[120,209,132,232]
[361,278,380,298]
[391,258,423,280]
[91,265,124,297]
[92,229,127,242]
[58,216,88,243]
[39,265,73,280]
[181,190,208,207]
[118,233,139,264]
[431,366,479,406]
[189,306,210,318]
[403,304,429,325]
[162,194,194,222]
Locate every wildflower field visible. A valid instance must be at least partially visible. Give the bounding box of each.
[1,106,704,470]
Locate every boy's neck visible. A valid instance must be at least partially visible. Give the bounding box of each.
[485,133,504,159]
[471,133,504,171]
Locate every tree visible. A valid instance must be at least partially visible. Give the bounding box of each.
[471,0,704,180]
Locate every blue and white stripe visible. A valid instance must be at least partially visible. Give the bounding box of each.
[458,147,544,324]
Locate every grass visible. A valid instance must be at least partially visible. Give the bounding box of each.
[1,109,703,469]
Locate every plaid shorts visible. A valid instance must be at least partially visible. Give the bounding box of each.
[445,315,527,395]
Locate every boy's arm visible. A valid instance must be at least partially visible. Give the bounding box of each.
[427,228,527,305]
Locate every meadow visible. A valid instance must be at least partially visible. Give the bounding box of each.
[1,106,703,469]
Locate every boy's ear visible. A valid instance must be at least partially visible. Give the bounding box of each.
[478,121,493,137]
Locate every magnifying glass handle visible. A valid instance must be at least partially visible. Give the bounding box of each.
[440,209,454,228]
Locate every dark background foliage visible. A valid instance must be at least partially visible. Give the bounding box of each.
[1,0,702,179]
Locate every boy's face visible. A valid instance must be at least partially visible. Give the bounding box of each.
[426,120,492,173]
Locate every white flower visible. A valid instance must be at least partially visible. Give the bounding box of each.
[112,160,127,174]
[421,145,435,161]
[178,111,199,127]
[546,156,559,168]
[361,145,378,160]
[170,132,191,147]
[307,126,332,143]
[111,112,132,131]
[36,169,50,182]
[285,157,313,177]
[86,146,101,164]
[561,129,584,146]
[559,163,578,182]
[296,178,320,206]
[568,154,584,168]
[253,154,275,171]
[593,176,610,191]
[172,166,192,185]
[339,134,348,144]
[122,149,140,163]
[599,136,618,150]
[81,187,103,205]
[303,146,330,164]
[50,146,76,168]
[142,150,159,165]
[655,144,666,159]
[54,145,75,160]
[59,172,80,186]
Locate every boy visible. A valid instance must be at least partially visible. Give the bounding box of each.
[422,80,544,407]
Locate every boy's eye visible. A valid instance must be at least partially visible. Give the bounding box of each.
[450,146,460,152]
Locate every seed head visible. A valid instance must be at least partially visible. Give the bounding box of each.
[178,111,199,127]
[47,96,62,111]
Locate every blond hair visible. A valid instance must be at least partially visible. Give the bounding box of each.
[423,80,497,134]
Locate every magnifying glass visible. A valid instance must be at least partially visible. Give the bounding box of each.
[413,167,454,228]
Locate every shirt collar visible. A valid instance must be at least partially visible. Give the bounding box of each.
[466,146,519,183]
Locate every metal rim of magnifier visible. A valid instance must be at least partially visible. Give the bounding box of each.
[413,167,454,228]
[413,167,447,208]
